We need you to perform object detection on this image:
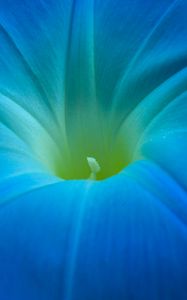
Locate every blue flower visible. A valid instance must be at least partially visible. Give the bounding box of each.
[0,0,187,299]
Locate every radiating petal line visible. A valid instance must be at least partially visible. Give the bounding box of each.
[0,93,63,164]
[63,0,97,130]
[0,177,61,209]
[64,0,96,103]
[60,0,76,158]
[144,149,187,193]
[0,146,38,161]
[0,170,51,184]
[148,156,187,193]
[111,0,181,108]
[0,23,59,126]
[0,120,32,149]
[132,91,187,154]
[0,89,61,151]
[114,66,187,143]
[62,181,93,300]
[61,0,109,167]
[123,162,187,228]
[0,146,52,175]
[137,178,187,230]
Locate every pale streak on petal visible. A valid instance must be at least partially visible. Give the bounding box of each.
[116,58,187,136]
[0,89,60,147]
[0,23,59,125]
[0,94,63,171]
[132,91,187,155]
[0,177,61,207]
[59,0,108,172]
[114,67,187,157]
[63,181,94,300]
[62,0,97,131]
[111,0,181,112]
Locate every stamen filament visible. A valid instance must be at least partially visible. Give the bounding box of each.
[87,157,101,180]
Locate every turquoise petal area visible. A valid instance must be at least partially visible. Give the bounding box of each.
[0,0,187,299]
[0,165,187,299]
[94,0,186,109]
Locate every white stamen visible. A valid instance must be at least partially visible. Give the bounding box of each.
[87,156,101,180]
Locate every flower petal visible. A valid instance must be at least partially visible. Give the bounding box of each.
[0,1,187,299]
[0,164,187,299]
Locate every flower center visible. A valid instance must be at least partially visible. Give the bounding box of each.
[45,115,132,181]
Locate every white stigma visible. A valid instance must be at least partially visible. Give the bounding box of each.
[87,156,101,180]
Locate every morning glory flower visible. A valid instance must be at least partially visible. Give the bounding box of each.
[0,0,187,299]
